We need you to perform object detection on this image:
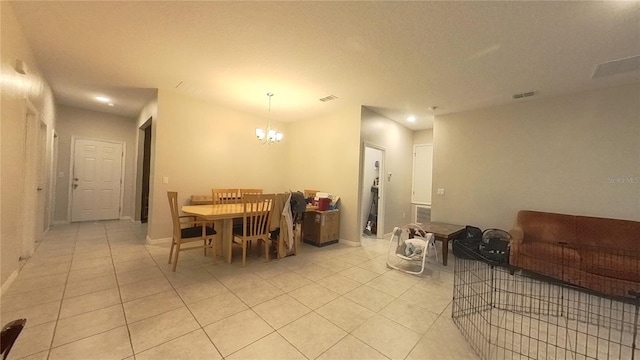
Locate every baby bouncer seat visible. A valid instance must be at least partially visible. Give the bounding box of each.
[386,223,438,275]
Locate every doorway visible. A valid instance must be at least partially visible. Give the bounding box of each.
[140,119,152,223]
[361,144,385,239]
[70,138,124,222]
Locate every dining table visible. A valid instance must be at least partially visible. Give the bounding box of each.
[182,202,319,264]
[181,203,246,264]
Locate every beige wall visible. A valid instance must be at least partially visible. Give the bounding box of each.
[413,129,433,144]
[147,89,289,240]
[1,3,56,286]
[54,105,138,222]
[285,106,362,243]
[360,107,414,237]
[433,84,640,231]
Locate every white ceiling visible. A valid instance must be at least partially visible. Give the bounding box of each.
[8,1,640,130]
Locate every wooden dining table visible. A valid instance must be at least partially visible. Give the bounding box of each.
[182,202,319,264]
[181,203,246,264]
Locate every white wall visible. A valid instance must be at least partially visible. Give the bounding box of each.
[360,107,414,236]
[285,106,362,244]
[413,129,433,144]
[54,105,138,222]
[433,84,640,231]
[147,89,289,241]
[1,2,57,287]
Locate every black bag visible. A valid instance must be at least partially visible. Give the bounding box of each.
[452,225,483,260]
[479,229,511,263]
[289,191,306,215]
[463,225,483,240]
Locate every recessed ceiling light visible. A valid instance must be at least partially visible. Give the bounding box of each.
[407,116,416,122]
[95,96,110,103]
[108,103,114,107]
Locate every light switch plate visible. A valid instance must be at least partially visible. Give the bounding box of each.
[162,176,169,184]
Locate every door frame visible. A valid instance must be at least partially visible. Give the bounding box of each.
[68,136,126,222]
[48,131,59,228]
[139,118,152,223]
[360,142,386,239]
[21,99,47,259]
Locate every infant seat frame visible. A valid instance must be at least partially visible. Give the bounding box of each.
[386,223,438,275]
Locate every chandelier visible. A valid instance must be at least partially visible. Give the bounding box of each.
[255,93,283,144]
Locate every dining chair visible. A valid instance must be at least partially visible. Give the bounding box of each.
[190,194,213,205]
[1,319,26,360]
[239,188,263,196]
[232,193,275,267]
[211,188,241,204]
[167,191,217,272]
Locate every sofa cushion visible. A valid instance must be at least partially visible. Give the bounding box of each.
[518,211,577,245]
[581,250,639,282]
[576,216,640,251]
[519,242,580,263]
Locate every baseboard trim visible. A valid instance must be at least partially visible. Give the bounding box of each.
[53,220,70,225]
[146,235,171,245]
[1,270,19,295]
[339,238,360,247]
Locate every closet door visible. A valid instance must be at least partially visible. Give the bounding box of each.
[412,144,433,205]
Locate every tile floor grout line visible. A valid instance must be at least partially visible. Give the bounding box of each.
[133,226,228,358]
[105,222,138,359]
[44,223,80,360]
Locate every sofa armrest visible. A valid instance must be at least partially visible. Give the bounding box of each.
[509,226,523,244]
[509,226,523,264]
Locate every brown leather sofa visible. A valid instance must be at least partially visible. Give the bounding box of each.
[509,210,640,298]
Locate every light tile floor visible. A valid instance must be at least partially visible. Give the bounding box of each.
[1,221,478,360]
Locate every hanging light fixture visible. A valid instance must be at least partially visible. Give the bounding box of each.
[255,92,283,144]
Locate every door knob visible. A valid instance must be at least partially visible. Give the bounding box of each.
[73,184,78,189]
[37,187,43,191]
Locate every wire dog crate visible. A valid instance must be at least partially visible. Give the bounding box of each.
[452,244,640,360]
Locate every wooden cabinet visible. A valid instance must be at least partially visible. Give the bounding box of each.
[302,209,340,246]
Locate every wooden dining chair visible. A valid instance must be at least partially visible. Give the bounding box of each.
[239,188,263,196]
[190,194,213,205]
[167,191,217,272]
[1,319,26,360]
[211,188,241,204]
[232,193,275,267]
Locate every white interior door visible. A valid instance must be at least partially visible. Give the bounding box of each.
[71,139,123,222]
[35,121,48,235]
[21,103,43,258]
[412,144,433,205]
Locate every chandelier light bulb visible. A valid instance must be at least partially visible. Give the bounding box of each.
[256,92,283,144]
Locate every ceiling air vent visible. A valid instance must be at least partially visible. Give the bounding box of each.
[319,95,338,102]
[512,91,536,100]
[592,55,640,79]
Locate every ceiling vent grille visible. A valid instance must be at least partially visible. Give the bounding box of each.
[512,91,536,100]
[592,55,640,79]
[319,95,338,102]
